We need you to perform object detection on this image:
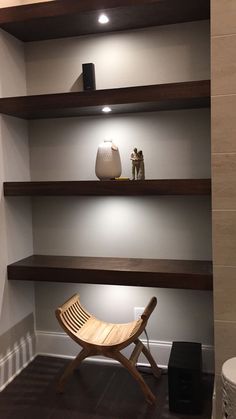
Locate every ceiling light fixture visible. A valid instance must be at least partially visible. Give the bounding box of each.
[102,106,112,113]
[98,14,109,24]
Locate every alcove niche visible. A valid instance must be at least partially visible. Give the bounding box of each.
[0,2,213,389]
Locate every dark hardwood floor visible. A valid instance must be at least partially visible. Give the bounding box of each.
[0,356,213,419]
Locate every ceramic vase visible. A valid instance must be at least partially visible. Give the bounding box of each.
[95,140,122,180]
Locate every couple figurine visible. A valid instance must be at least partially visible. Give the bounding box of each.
[130,148,145,180]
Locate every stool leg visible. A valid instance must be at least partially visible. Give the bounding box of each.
[112,351,156,404]
[141,342,162,378]
[57,348,90,393]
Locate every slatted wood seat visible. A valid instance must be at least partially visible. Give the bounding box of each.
[56,293,161,404]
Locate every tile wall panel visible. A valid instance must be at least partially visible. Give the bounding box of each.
[212,34,236,96]
[212,0,236,414]
[213,210,236,266]
[214,266,236,321]
[212,95,236,153]
[212,0,236,36]
[212,153,236,209]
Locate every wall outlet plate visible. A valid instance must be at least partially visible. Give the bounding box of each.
[134,307,144,320]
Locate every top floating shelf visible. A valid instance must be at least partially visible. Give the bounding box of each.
[0,0,210,42]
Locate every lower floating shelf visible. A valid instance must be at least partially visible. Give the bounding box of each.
[7,255,213,290]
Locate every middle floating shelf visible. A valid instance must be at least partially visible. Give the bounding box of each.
[4,179,211,196]
[0,80,210,119]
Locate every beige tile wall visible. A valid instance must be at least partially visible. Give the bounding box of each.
[212,0,236,416]
[0,0,54,8]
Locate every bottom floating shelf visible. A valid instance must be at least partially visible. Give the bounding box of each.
[7,255,213,290]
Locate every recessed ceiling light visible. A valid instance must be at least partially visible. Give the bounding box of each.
[98,14,109,24]
[102,106,112,113]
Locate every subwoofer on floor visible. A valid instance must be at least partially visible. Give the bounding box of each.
[168,341,203,414]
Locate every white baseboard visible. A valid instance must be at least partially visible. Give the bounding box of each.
[0,333,36,391]
[36,330,214,373]
[211,378,216,419]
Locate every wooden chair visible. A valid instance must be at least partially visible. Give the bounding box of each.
[55,293,161,404]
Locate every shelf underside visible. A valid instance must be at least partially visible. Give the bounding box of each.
[4,179,211,197]
[0,81,210,120]
[7,255,213,290]
[0,0,210,42]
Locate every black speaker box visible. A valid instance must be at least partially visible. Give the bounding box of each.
[82,63,96,91]
[168,341,203,414]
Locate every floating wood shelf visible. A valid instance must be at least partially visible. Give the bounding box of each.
[7,255,213,290]
[3,179,211,197]
[0,81,210,120]
[0,0,210,42]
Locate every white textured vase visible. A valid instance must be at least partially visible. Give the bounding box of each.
[95,140,122,180]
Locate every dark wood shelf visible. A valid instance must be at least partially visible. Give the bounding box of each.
[7,255,213,290]
[0,81,210,120]
[0,0,210,42]
[4,179,211,197]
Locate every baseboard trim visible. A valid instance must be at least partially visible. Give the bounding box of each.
[36,330,214,373]
[211,378,216,419]
[0,333,36,391]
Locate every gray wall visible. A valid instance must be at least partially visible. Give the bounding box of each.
[0,29,35,388]
[26,22,210,94]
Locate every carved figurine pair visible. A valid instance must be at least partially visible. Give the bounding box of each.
[130,148,145,180]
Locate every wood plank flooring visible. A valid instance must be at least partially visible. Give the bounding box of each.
[0,356,213,419]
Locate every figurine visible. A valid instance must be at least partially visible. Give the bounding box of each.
[130,148,145,180]
[137,150,145,180]
[130,148,139,180]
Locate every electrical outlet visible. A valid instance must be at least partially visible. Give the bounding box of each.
[134,307,144,320]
